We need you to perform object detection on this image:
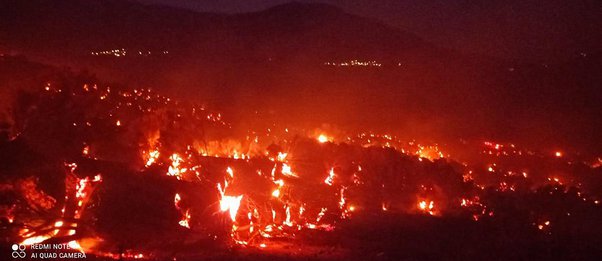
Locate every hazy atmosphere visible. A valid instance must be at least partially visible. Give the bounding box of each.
[0,0,601,260]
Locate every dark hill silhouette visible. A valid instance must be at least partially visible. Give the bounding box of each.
[0,0,599,153]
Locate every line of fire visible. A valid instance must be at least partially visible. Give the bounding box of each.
[1,77,601,260]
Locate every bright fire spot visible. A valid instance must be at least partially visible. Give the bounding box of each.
[174,193,182,207]
[538,220,551,230]
[82,145,90,156]
[271,189,280,198]
[226,167,234,178]
[284,205,293,226]
[415,145,445,160]
[21,235,51,245]
[67,240,84,253]
[324,168,335,186]
[418,200,435,215]
[277,152,288,161]
[167,153,187,179]
[220,195,243,221]
[318,134,330,143]
[179,209,191,228]
[555,151,563,157]
[281,163,297,177]
[115,120,121,126]
[145,150,160,167]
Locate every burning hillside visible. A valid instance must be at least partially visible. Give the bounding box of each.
[0,68,601,260]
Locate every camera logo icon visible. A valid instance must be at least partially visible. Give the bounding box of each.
[11,244,26,258]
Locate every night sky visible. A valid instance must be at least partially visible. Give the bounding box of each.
[135,0,600,61]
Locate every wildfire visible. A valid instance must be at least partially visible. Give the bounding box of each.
[220,195,243,222]
[324,168,335,186]
[20,168,102,252]
[277,152,288,161]
[12,79,602,254]
[145,149,160,167]
[418,200,436,215]
[281,163,298,177]
[271,189,281,198]
[179,209,191,228]
[217,167,243,222]
[317,134,330,143]
[167,153,186,179]
[415,145,445,160]
[226,166,234,178]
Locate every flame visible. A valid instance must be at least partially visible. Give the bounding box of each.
[281,163,298,178]
[220,195,243,221]
[218,167,243,222]
[167,153,187,179]
[145,149,160,167]
[174,193,182,206]
[317,134,330,143]
[284,206,293,226]
[418,200,436,215]
[415,145,445,160]
[68,240,84,253]
[277,152,288,161]
[271,189,280,198]
[21,235,51,245]
[324,168,335,186]
[179,209,191,228]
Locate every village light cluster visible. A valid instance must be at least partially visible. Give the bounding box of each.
[90,48,169,57]
[324,59,382,67]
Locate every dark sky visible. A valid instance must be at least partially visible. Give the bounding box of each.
[136,0,600,61]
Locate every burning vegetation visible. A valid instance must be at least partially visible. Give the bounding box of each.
[1,73,602,260]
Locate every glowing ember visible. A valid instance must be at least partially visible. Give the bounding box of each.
[324,168,335,186]
[82,145,90,156]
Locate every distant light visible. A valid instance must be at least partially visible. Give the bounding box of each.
[555,151,562,157]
